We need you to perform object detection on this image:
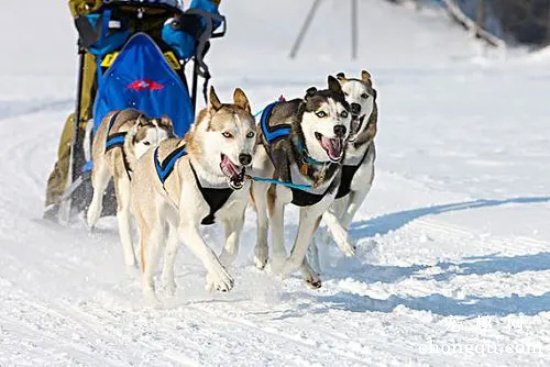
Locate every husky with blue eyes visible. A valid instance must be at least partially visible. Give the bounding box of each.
[130,87,257,300]
[310,70,379,272]
[251,76,355,289]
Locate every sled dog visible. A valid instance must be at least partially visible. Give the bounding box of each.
[251,76,354,288]
[310,70,378,268]
[87,109,173,267]
[131,87,256,297]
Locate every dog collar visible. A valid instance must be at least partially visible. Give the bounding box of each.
[291,136,329,168]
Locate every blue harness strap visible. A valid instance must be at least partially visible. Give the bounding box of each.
[103,111,134,180]
[154,145,188,185]
[105,111,124,151]
[260,102,291,144]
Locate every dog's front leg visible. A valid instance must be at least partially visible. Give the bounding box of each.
[219,208,245,267]
[341,185,371,230]
[178,221,234,292]
[252,182,270,269]
[281,208,322,276]
[322,210,356,257]
[114,177,137,267]
[342,164,374,229]
[268,196,287,273]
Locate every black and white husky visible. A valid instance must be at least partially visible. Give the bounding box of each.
[310,70,378,270]
[251,76,354,288]
[87,109,173,268]
[130,87,256,299]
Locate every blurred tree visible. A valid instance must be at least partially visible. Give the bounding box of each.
[388,0,550,47]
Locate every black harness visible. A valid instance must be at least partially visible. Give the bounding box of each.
[105,111,133,180]
[336,144,372,199]
[291,184,334,207]
[260,101,337,207]
[189,164,234,225]
[154,146,233,225]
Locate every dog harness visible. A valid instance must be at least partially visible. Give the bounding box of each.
[260,102,336,207]
[104,111,133,179]
[336,143,372,199]
[153,145,234,225]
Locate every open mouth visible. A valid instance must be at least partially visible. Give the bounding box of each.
[315,132,344,162]
[349,115,366,139]
[220,154,245,190]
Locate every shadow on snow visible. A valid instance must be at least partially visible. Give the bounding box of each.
[311,196,550,317]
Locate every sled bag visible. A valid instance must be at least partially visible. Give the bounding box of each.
[93,33,194,137]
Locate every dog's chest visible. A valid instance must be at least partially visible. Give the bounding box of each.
[192,175,234,225]
[337,143,375,198]
[285,164,338,207]
[289,162,335,195]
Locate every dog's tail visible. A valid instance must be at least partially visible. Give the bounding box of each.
[123,124,139,172]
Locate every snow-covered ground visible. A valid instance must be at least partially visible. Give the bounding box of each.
[1,0,549,365]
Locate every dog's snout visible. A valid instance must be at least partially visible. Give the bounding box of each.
[239,153,252,166]
[350,103,361,115]
[334,125,347,137]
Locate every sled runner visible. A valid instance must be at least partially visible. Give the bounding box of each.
[44,0,226,221]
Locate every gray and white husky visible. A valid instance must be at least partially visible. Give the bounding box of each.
[310,70,378,270]
[87,109,173,268]
[130,87,256,298]
[251,76,354,288]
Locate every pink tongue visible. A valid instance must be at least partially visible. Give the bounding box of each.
[221,156,240,177]
[322,136,342,159]
[351,118,361,133]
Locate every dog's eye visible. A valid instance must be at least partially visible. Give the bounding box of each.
[222,132,233,138]
[316,111,327,118]
[341,111,349,118]
[361,93,369,99]
[246,131,255,139]
[143,141,151,146]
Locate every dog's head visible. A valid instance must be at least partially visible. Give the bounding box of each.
[196,86,256,190]
[132,115,173,158]
[299,76,351,163]
[336,70,377,142]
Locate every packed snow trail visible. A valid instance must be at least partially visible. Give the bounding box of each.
[1,0,550,365]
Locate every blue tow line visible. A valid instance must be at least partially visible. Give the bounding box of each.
[253,108,265,119]
[247,175,312,190]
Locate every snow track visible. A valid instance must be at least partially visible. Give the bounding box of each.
[1,99,549,366]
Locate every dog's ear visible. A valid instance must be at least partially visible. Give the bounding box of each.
[233,88,251,113]
[361,70,373,87]
[209,86,223,111]
[305,87,317,100]
[336,72,346,81]
[159,115,174,130]
[136,114,149,127]
[328,75,342,94]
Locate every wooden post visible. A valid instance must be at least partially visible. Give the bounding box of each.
[289,0,323,59]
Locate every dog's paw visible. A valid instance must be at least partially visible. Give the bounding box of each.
[253,246,269,270]
[205,267,234,293]
[304,275,322,289]
[160,277,177,297]
[143,287,160,306]
[342,242,357,257]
